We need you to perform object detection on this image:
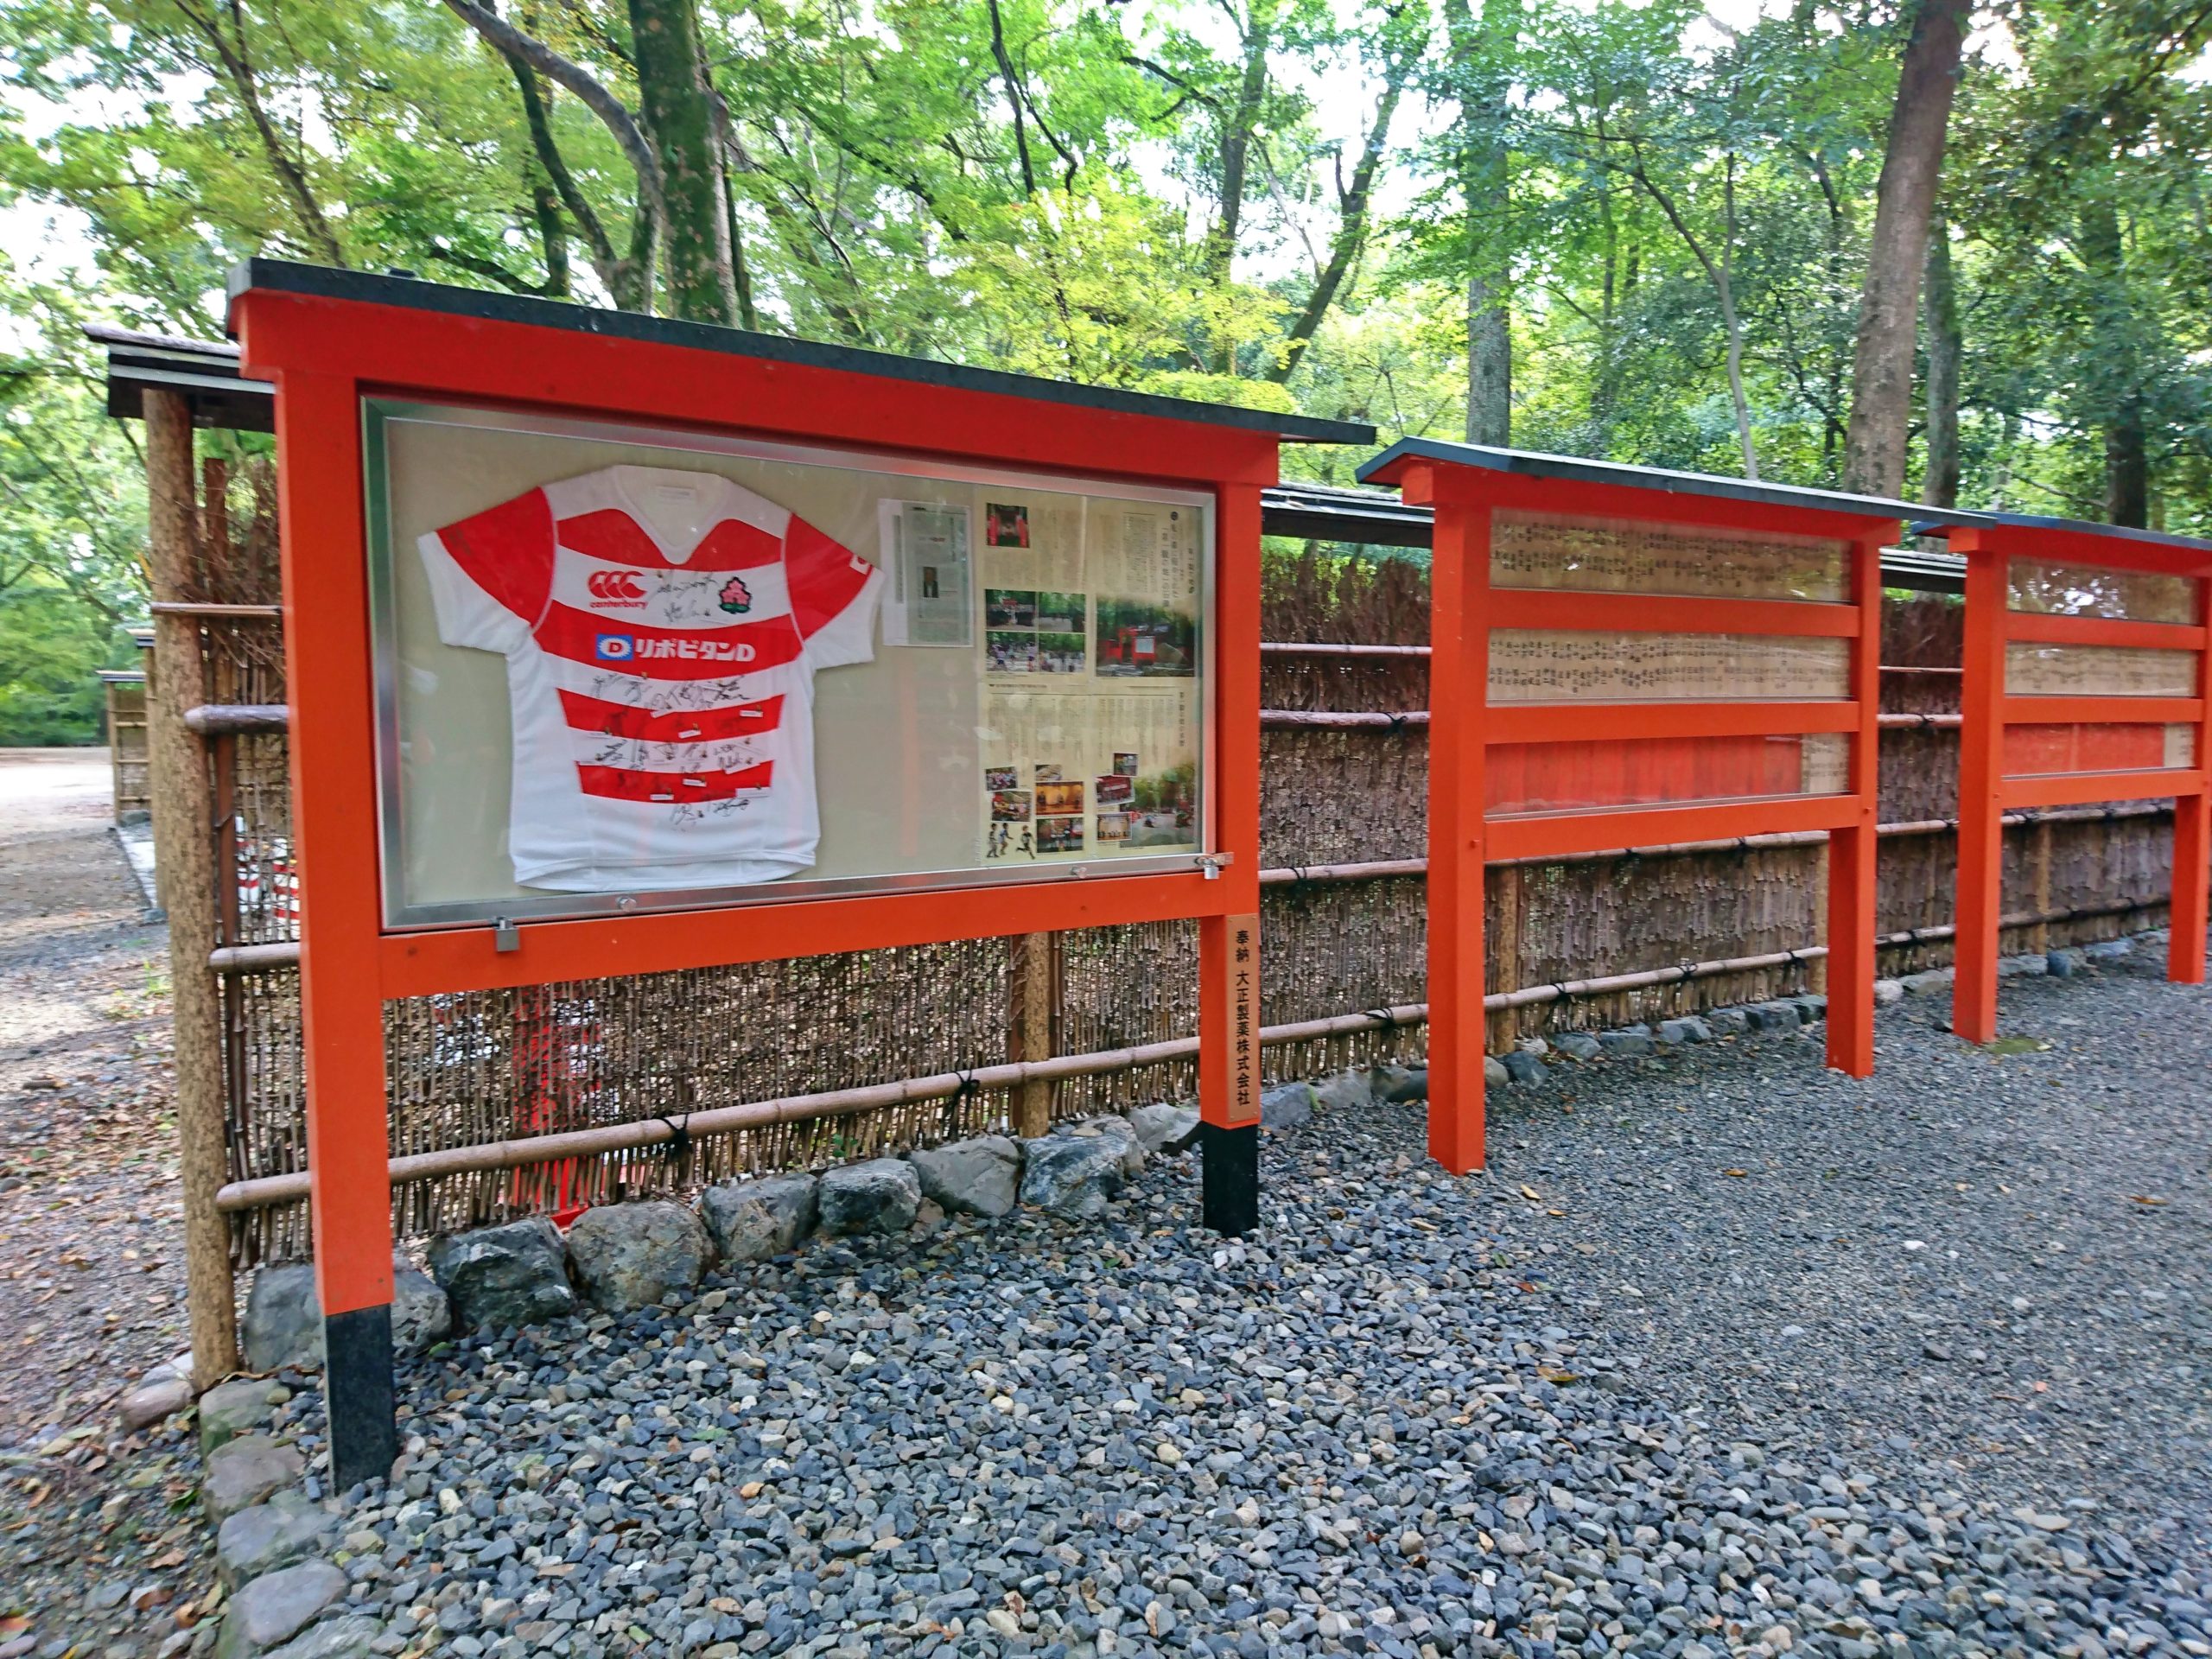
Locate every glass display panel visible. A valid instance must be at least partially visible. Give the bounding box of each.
[367,401,1211,927]
[2007,559,2196,624]
[1491,511,1849,603]
[1489,631,1851,702]
[2003,723,2196,778]
[2005,642,2197,698]
[1487,732,1850,817]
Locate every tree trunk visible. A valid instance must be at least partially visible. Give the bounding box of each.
[1840,0,1970,498]
[1450,0,1516,446]
[1921,202,1961,508]
[143,391,241,1389]
[627,0,736,324]
[1716,205,1758,481]
[1207,2,1278,371]
[2106,394,2150,527]
[1590,172,1619,445]
[2079,191,2149,527]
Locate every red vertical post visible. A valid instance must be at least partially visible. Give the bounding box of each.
[1199,474,1267,1232]
[271,369,399,1484]
[1952,528,2007,1044]
[1419,472,1490,1174]
[2170,571,2212,983]
[1824,525,1891,1077]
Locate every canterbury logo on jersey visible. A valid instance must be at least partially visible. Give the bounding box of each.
[587,569,648,607]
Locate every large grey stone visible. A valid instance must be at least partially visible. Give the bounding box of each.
[2085,937,2133,961]
[1483,1055,1510,1086]
[1598,1029,1656,1058]
[427,1217,575,1332]
[119,1374,192,1431]
[391,1259,453,1352]
[1064,1116,1144,1178]
[1872,978,1905,1005]
[1128,1103,1200,1155]
[1313,1069,1371,1112]
[2046,948,2083,978]
[216,1491,337,1588]
[241,1264,319,1374]
[200,1377,285,1452]
[214,1558,346,1656]
[1705,1007,1751,1035]
[1501,1051,1545,1086]
[565,1201,712,1313]
[204,1434,304,1521]
[262,1618,386,1659]
[1018,1134,1128,1221]
[1380,1067,1429,1103]
[1259,1082,1313,1130]
[697,1173,818,1262]
[1746,1001,1805,1031]
[1554,1032,1603,1061]
[907,1136,1020,1218]
[817,1159,922,1236]
[240,1258,449,1370]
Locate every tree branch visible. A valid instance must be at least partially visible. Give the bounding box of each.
[169,0,346,264]
[442,0,667,235]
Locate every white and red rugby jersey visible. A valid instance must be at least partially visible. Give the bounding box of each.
[418,465,881,892]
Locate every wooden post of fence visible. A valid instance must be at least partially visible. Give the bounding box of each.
[1489,865,1519,1053]
[143,389,241,1389]
[1007,933,1057,1137]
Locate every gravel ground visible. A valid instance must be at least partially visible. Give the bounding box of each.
[1479,938,2212,1552]
[245,936,2211,1659]
[0,751,214,1659]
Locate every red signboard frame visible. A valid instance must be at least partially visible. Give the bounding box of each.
[229,263,1362,1482]
[1946,519,2212,1043]
[1361,442,1898,1176]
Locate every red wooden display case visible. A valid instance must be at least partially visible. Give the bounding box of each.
[227,261,1370,1483]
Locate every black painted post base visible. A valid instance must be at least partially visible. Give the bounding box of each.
[1199,1122,1260,1236]
[324,1304,399,1491]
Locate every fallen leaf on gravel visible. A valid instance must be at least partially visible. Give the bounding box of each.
[1518,1185,1541,1201]
[2127,1195,2168,1206]
[1723,1168,1748,1178]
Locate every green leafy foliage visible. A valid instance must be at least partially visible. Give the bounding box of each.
[0,0,2208,735]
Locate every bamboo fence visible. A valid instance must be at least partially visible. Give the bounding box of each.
[159,461,2181,1269]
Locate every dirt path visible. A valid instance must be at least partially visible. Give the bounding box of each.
[0,749,219,1657]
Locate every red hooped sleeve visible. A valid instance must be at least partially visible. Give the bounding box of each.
[785,515,882,671]
[417,487,557,651]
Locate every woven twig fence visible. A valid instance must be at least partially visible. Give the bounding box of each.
[191,488,2180,1261]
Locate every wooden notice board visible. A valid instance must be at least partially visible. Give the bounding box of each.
[1357,439,1907,1175]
